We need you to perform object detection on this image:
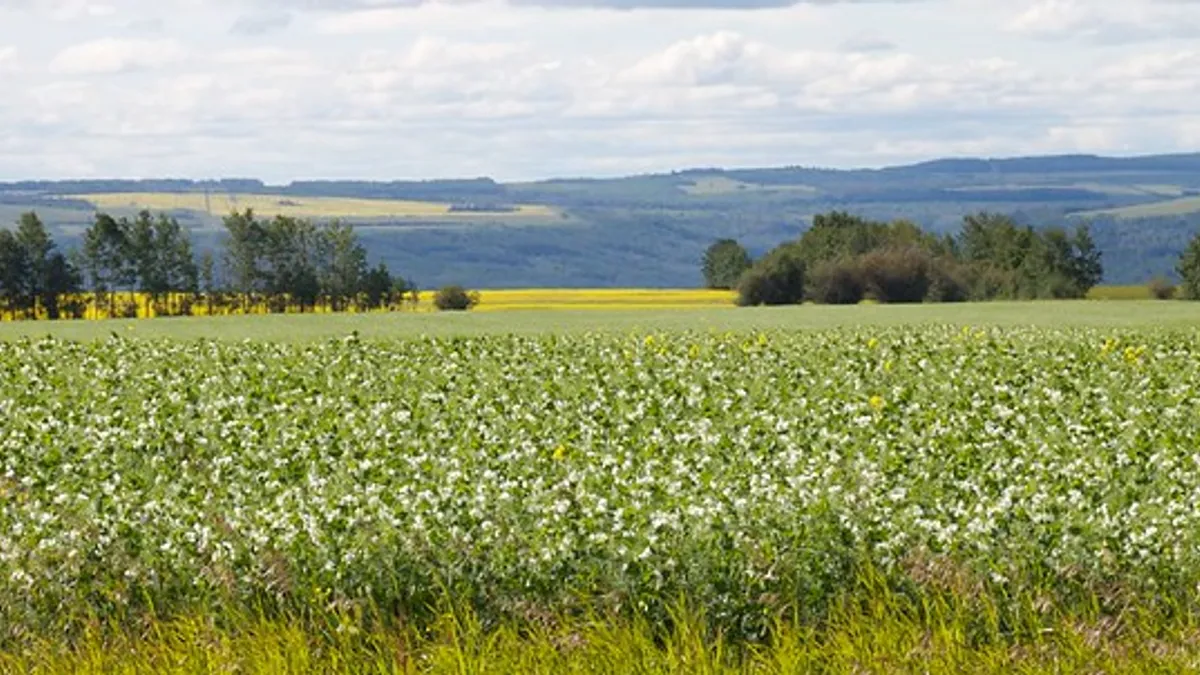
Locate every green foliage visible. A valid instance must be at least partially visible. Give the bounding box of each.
[732,211,1105,306]
[0,212,80,318]
[221,209,406,312]
[858,247,967,304]
[736,243,806,306]
[434,284,479,311]
[701,239,752,289]
[1176,232,1200,300]
[796,212,945,269]
[0,209,412,320]
[6,596,1200,672]
[806,258,865,305]
[0,230,30,309]
[3,327,1200,659]
[1148,277,1177,300]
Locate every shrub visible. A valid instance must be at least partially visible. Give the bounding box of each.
[858,247,935,304]
[1148,277,1177,300]
[807,259,864,305]
[736,244,806,307]
[434,285,480,311]
[925,257,970,303]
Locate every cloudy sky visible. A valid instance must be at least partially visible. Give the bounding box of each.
[1,0,1198,182]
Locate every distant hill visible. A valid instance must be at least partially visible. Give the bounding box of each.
[4,152,1200,288]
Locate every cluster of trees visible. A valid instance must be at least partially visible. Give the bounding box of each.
[0,210,420,320]
[0,213,81,319]
[219,210,412,313]
[704,211,1104,306]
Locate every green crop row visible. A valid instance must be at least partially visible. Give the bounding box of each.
[1,327,1199,661]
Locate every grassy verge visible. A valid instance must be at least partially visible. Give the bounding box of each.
[6,588,1199,674]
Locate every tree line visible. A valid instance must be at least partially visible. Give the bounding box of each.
[704,211,1105,306]
[0,210,417,320]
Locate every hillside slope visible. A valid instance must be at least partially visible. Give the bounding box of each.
[4,153,1200,287]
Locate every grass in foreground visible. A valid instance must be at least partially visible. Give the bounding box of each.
[4,326,1200,671]
[7,596,1200,674]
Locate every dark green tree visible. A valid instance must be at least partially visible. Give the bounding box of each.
[318,221,367,309]
[1177,231,1200,299]
[701,239,752,289]
[199,250,216,294]
[42,252,81,319]
[362,262,395,309]
[82,213,133,293]
[0,230,29,315]
[15,212,54,313]
[1071,223,1103,292]
[736,243,806,306]
[263,215,321,309]
[222,209,267,296]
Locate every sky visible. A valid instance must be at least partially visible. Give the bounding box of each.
[1,0,1199,182]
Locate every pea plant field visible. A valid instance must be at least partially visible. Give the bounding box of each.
[3,324,1200,672]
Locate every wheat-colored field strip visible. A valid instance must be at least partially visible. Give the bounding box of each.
[69,192,558,219]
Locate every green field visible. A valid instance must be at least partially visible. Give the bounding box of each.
[679,176,819,197]
[69,192,559,220]
[1076,195,1200,219]
[2,300,1199,342]
[6,302,1200,671]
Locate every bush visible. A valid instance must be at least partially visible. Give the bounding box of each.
[857,247,935,304]
[807,259,864,305]
[1148,277,1177,300]
[925,258,970,303]
[736,244,806,307]
[434,285,480,311]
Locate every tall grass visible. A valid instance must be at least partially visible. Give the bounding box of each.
[6,580,1199,673]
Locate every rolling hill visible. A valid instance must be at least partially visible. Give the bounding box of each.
[4,152,1200,288]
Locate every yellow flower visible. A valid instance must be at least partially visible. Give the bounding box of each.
[553,444,567,461]
[1123,345,1147,364]
[644,335,655,347]
[689,344,701,359]
[869,395,886,411]
[883,360,893,373]
[758,333,769,347]
[867,338,879,350]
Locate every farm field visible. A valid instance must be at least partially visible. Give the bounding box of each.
[472,288,736,311]
[67,192,559,220]
[7,317,1200,667]
[5,302,1200,670]
[1087,285,1160,300]
[1076,194,1200,219]
[2,300,1200,342]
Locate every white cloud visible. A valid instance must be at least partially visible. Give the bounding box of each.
[0,46,17,71]
[1007,0,1200,44]
[49,37,187,74]
[229,9,292,35]
[1,0,1199,181]
[617,31,768,86]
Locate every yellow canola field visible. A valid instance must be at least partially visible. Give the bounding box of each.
[471,289,737,311]
[0,289,738,322]
[70,193,558,220]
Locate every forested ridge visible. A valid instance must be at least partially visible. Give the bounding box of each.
[5,152,1200,290]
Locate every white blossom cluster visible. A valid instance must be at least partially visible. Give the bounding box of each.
[0,327,1198,627]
